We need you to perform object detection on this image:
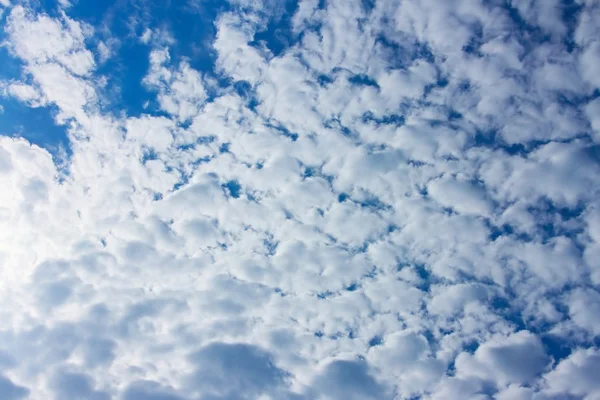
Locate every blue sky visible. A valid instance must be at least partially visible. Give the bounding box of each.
[1,0,600,399]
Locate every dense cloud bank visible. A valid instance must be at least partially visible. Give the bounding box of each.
[0,0,599,398]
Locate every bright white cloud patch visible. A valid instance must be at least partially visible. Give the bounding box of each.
[0,0,599,399]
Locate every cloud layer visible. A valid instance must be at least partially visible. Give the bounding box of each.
[0,0,599,398]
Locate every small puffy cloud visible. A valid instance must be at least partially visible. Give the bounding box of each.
[428,283,490,317]
[185,342,291,399]
[57,0,72,8]
[368,330,444,397]
[454,331,550,387]
[144,49,208,122]
[586,98,600,140]
[542,348,600,398]
[7,83,42,104]
[495,385,535,400]
[4,6,97,124]
[309,359,390,400]
[567,288,600,336]
[6,6,95,76]
[581,42,600,89]
[96,41,112,64]
[427,175,493,217]
[140,28,153,44]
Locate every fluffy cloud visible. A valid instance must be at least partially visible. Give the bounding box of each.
[453,331,550,387]
[0,0,599,399]
[542,348,600,398]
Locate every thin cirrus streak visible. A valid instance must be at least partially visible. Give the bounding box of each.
[0,0,599,399]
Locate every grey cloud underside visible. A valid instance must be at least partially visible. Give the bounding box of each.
[0,0,600,399]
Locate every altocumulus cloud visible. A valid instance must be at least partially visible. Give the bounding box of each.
[0,0,599,398]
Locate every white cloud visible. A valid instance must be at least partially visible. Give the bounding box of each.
[581,41,600,88]
[140,28,152,44]
[95,41,112,64]
[28,62,96,123]
[427,175,493,217]
[143,49,208,122]
[567,288,600,336]
[7,83,42,103]
[542,348,600,398]
[495,385,535,400]
[57,0,72,8]
[511,0,567,38]
[308,358,391,400]
[453,331,550,387]
[368,330,444,397]
[4,6,98,124]
[213,12,268,83]
[6,6,95,77]
[428,283,491,317]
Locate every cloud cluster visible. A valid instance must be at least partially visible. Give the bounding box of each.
[0,0,599,398]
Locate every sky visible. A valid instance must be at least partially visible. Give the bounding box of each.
[0,0,599,399]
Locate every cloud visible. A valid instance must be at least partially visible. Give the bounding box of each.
[495,385,535,400]
[0,375,29,400]
[6,83,43,104]
[121,380,185,400]
[49,369,111,400]
[185,342,292,399]
[4,6,98,124]
[542,348,600,398]
[5,6,95,77]
[0,0,599,399]
[453,331,550,387]
[367,330,444,397]
[427,175,493,217]
[567,287,600,336]
[309,359,390,400]
[143,49,208,122]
